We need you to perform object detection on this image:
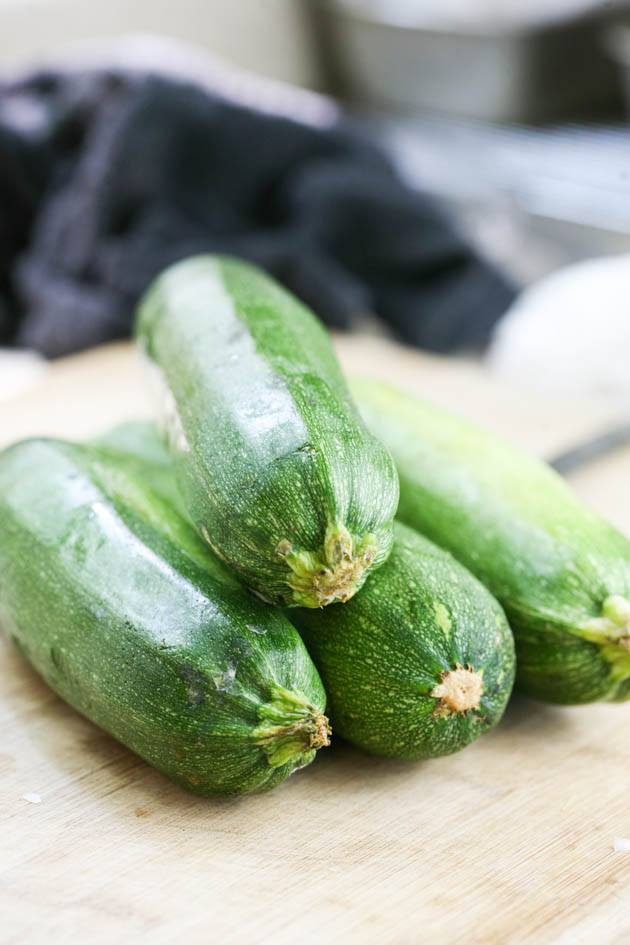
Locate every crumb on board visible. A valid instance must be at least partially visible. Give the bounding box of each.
[613,837,630,852]
[21,792,42,805]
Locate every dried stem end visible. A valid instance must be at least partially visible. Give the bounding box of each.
[431,664,484,717]
[253,684,331,768]
[279,522,380,608]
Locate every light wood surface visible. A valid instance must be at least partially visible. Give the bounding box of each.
[3,338,630,945]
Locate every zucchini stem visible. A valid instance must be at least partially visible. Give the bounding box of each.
[279,523,379,608]
[254,684,331,768]
[580,595,630,648]
[431,664,484,716]
[579,596,630,682]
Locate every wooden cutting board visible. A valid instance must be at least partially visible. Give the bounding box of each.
[3,338,630,945]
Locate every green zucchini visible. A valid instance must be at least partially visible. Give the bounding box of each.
[136,255,399,608]
[291,522,515,759]
[352,378,630,705]
[0,426,330,795]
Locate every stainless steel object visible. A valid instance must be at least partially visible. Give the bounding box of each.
[377,116,630,283]
[312,0,624,122]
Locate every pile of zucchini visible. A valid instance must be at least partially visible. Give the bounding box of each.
[2,255,629,797]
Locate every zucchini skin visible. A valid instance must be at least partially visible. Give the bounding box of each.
[292,522,515,759]
[0,429,329,795]
[136,255,399,608]
[352,379,630,705]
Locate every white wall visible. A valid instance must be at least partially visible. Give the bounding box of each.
[0,0,323,88]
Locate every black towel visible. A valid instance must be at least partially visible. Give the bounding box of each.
[0,66,516,358]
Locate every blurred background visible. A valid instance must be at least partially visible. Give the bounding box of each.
[1,0,630,422]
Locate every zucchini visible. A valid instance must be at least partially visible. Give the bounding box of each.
[136,255,399,608]
[0,426,330,795]
[291,522,514,759]
[352,378,630,705]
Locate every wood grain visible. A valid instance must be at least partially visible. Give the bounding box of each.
[2,338,630,945]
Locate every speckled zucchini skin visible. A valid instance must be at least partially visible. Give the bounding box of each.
[136,255,399,608]
[291,522,515,759]
[353,379,630,705]
[0,428,329,795]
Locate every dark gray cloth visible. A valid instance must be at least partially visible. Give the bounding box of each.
[0,67,516,358]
